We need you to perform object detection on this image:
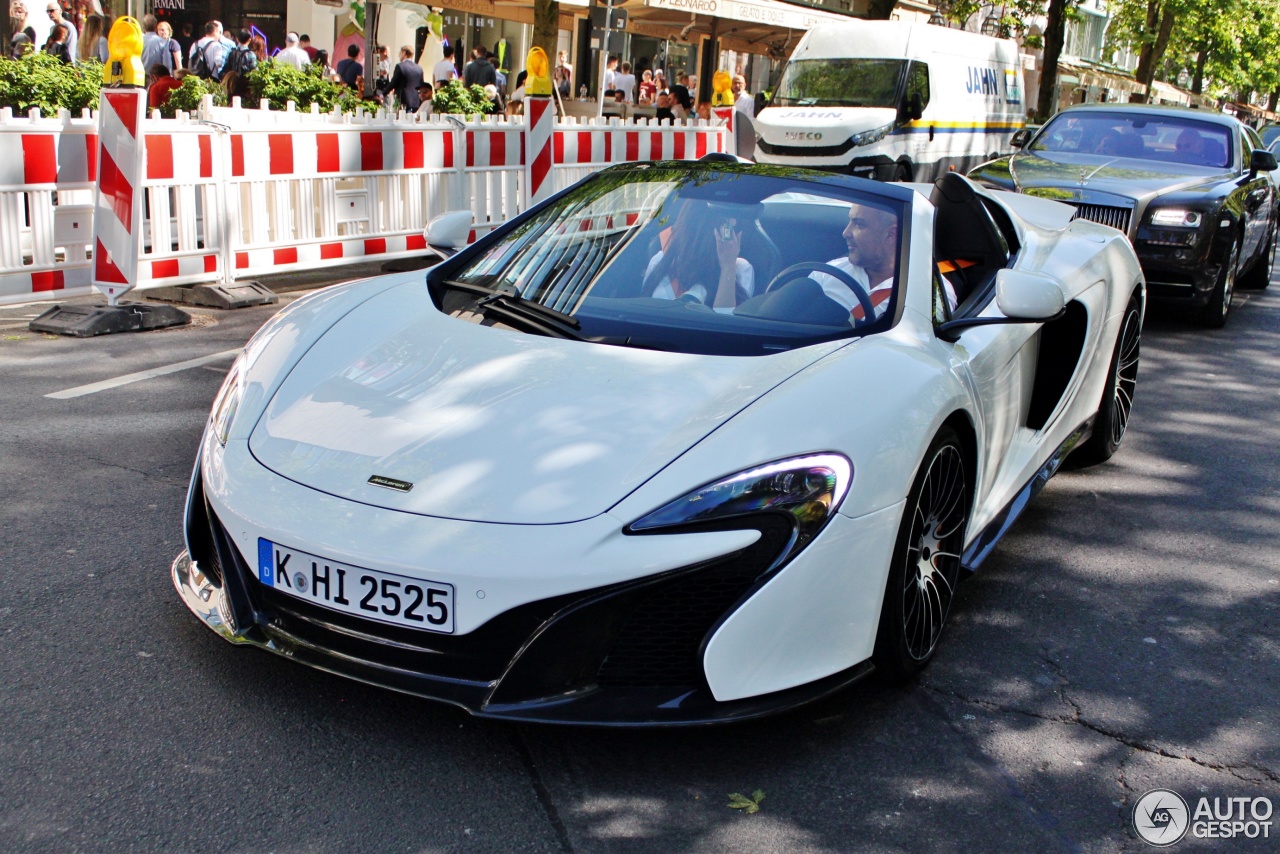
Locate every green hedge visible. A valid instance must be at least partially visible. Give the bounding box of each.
[0,53,102,115]
[247,60,378,114]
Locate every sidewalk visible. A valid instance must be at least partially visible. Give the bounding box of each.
[0,259,397,329]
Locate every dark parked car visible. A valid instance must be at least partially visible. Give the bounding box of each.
[969,104,1277,327]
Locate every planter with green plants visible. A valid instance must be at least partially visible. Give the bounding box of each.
[0,53,102,115]
[431,80,497,118]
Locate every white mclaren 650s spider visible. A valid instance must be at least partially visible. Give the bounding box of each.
[173,162,1144,725]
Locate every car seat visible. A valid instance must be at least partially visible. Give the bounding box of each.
[1201,139,1228,167]
[930,172,1011,306]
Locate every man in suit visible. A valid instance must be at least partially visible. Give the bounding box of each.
[388,46,424,112]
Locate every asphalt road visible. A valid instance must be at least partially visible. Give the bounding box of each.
[1,278,1277,853]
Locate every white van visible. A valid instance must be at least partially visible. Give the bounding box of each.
[752,21,1026,182]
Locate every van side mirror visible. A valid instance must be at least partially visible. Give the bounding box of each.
[425,211,473,256]
[1010,128,1032,149]
[908,93,924,121]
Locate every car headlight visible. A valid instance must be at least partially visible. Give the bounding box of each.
[850,123,894,148]
[629,454,852,561]
[209,356,245,446]
[1149,208,1203,228]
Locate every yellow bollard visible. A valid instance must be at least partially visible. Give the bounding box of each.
[525,47,552,97]
[104,16,145,87]
[711,70,734,107]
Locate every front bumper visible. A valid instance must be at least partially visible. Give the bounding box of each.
[173,477,873,726]
[1134,240,1221,306]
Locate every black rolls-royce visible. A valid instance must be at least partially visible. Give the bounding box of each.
[969,104,1277,327]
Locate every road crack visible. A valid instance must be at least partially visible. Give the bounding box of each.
[923,678,1280,787]
[511,727,575,853]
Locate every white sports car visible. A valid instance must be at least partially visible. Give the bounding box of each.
[172,163,1144,724]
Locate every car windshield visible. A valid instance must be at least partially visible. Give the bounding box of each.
[434,167,907,357]
[1031,112,1234,168]
[771,59,906,108]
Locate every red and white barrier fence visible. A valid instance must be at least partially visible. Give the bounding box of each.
[0,100,728,306]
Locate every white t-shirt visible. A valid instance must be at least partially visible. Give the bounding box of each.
[604,67,617,91]
[432,59,456,85]
[734,90,754,118]
[613,72,636,103]
[644,251,754,313]
[276,45,310,70]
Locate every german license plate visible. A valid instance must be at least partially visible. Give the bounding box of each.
[257,539,454,633]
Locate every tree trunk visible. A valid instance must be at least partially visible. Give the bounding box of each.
[1138,5,1176,94]
[1268,88,1278,114]
[1034,0,1068,122]
[1133,0,1161,90]
[863,0,897,19]
[1192,47,1206,96]
[534,0,560,70]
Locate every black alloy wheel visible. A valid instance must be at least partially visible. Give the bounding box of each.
[1201,238,1239,328]
[1075,292,1142,466]
[1239,220,1276,290]
[873,426,969,681]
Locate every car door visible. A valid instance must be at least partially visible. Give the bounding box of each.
[930,192,1110,537]
[1239,127,1271,263]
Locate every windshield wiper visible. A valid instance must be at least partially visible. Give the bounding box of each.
[441,279,584,340]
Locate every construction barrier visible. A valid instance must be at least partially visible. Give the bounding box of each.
[0,101,728,306]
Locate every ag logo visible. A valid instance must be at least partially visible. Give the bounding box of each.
[1133,789,1189,846]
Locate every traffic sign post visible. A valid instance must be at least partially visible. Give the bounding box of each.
[594,0,629,119]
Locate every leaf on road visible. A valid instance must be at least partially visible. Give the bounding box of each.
[727,789,765,814]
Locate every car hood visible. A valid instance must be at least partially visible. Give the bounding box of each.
[248,280,843,525]
[992,150,1233,200]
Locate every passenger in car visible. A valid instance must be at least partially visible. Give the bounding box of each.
[642,201,755,311]
[1174,129,1207,164]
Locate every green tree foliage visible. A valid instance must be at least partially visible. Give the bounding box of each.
[1108,0,1280,102]
[0,53,102,114]
[246,59,378,114]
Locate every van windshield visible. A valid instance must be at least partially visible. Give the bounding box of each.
[771,59,906,108]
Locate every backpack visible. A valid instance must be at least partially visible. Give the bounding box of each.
[223,46,255,79]
[189,40,214,79]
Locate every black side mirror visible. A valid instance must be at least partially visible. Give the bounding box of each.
[908,93,924,121]
[1250,148,1277,176]
[1010,128,1032,149]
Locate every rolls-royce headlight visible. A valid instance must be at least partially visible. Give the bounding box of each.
[850,123,894,148]
[629,454,852,558]
[1150,208,1203,228]
[210,356,245,446]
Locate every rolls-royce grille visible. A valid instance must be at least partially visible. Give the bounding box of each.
[1069,203,1132,235]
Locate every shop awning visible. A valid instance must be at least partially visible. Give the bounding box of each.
[642,0,853,32]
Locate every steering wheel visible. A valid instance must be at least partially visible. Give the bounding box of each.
[764,262,877,324]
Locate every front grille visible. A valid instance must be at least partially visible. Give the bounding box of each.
[756,138,856,158]
[597,519,791,687]
[1069,203,1132,235]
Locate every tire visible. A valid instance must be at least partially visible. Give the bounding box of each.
[1239,221,1276,290]
[1200,238,1239,328]
[873,426,969,682]
[1074,292,1141,466]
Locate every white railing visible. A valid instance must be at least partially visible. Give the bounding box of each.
[0,99,728,305]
